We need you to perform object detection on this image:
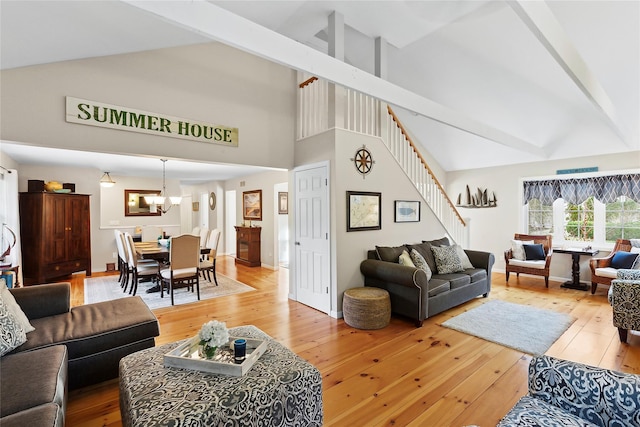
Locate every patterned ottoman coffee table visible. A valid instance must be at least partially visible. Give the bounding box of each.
[119,325,323,426]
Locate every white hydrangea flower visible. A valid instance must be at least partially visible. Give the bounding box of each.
[198,320,229,348]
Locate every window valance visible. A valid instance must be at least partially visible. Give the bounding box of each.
[523,173,640,205]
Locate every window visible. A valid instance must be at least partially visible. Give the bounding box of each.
[564,197,594,241]
[523,172,640,246]
[527,199,553,235]
[606,196,640,241]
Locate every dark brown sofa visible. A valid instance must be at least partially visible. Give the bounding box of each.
[360,238,494,326]
[1,282,160,426]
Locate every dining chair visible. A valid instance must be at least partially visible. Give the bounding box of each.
[199,229,221,286]
[124,232,161,296]
[198,227,210,260]
[114,230,129,289]
[160,234,201,305]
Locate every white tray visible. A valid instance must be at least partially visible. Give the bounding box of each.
[163,336,267,376]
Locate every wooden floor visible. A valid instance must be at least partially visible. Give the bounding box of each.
[66,256,640,426]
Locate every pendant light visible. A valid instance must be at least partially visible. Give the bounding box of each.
[99,172,116,187]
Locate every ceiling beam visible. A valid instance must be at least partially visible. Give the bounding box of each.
[122,0,546,157]
[508,0,628,145]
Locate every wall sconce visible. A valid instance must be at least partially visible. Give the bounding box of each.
[99,172,116,187]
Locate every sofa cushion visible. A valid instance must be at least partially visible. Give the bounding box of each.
[1,281,35,333]
[497,396,597,427]
[465,268,487,283]
[524,243,546,261]
[427,279,450,297]
[0,403,64,427]
[508,259,547,269]
[375,245,407,263]
[408,243,437,273]
[0,296,26,356]
[13,296,158,359]
[410,249,432,281]
[611,251,639,269]
[595,267,618,278]
[431,245,464,274]
[432,273,470,289]
[0,345,67,418]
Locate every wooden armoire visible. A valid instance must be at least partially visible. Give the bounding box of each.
[19,192,92,285]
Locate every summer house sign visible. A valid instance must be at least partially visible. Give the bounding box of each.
[65,96,238,147]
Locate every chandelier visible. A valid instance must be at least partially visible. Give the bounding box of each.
[144,159,181,214]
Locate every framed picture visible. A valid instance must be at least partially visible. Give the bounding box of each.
[192,201,199,212]
[243,189,262,220]
[347,191,381,232]
[394,200,420,223]
[278,192,288,214]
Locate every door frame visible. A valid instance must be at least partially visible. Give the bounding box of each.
[290,161,333,315]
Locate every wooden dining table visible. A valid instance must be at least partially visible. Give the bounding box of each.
[134,241,209,262]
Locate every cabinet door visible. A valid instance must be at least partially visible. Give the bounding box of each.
[43,195,68,263]
[67,196,89,260]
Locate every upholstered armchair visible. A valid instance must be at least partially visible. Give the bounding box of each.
[498,355,640,426]
[505,234,553,287]
[590,239,633,294]
[610,269,640,343]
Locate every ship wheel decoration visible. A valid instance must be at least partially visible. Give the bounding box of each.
[351,145,374,179]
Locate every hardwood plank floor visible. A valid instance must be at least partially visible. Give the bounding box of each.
[65,256,640,426]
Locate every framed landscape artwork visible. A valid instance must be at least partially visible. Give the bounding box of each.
[243,189,262,220]
[347,191,381,232]
[394,200,420,223]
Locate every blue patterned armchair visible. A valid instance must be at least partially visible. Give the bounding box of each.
[610,269,640,343]
[497,355,640,426]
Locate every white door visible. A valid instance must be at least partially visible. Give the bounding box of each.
[294,164,330,313]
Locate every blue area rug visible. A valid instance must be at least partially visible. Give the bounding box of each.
[442,300,575,355]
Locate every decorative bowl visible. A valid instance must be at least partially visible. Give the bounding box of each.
[44,181,63,192]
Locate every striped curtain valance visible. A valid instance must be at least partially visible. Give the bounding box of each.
[523,173,640,205]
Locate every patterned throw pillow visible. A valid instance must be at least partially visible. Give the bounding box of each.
[0,281,35,333]
[398,250,416,268]
[0,295,27,356]
[511,240,533,261]
[410,249,432,281]
[431,245,464,274]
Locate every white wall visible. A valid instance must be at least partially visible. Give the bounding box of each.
[0,42,296,170]
[447,151,640,282]
[295,129,448,314]
[224,169,289,269]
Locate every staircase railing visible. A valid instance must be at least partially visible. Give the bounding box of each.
[298,75,466,244]
[385,106,466,243]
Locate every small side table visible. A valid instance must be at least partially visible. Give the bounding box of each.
[554,248,599,291]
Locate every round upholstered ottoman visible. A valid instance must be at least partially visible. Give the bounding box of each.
[343,287,391,329]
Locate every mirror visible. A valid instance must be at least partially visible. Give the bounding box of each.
[124,189,162,216]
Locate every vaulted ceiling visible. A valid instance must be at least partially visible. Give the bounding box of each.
[1,0,638,177]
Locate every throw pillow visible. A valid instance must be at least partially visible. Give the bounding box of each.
[431,245,464,274]
[408,243,437,273]
[0,280,35,333]
[511,240,534,261]
[410,249,433,281]
[375,245,408,263]
[454,245,474,269]
[0,295,27,356]
[424,237,450,247]
[398,250,416,268]
[523,243,546,261]
[611,251,639,270]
